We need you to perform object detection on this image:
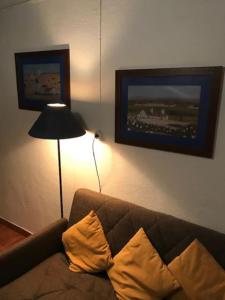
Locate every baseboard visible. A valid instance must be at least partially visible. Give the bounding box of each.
[0,217,32,236]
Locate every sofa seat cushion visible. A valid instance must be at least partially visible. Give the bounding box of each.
[0,252,117,300]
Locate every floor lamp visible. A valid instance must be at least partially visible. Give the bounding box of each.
[28,103,86,218]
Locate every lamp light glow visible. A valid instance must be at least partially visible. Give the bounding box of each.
[47,103,66,108]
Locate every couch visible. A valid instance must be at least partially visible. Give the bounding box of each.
[0,188,225,299]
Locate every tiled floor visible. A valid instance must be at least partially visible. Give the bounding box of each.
[0,219,30,252]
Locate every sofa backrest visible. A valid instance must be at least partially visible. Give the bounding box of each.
[69,189,225,269]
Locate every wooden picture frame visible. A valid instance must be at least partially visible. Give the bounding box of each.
[15,49,70,111]
[115,67,224,158]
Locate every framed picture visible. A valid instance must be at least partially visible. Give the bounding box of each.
[115,67,224,158]
[15,49,70,111]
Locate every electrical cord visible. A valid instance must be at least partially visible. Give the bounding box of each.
[92,135,102,193]
[91,0,102,194]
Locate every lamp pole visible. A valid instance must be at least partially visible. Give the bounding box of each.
[28,103,85,219]
[57,139,63,218]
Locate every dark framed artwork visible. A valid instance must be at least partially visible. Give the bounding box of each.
[15,49,70,111]
[115,67,224,158]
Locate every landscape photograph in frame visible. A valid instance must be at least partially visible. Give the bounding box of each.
[15,49,70,111]
[115,67,224,158]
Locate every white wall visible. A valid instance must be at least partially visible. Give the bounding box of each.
[0,0,225,234]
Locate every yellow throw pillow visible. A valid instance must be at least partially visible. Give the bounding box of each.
[107,228,179,300]
[168,239,225,300]
[62,210,113,273]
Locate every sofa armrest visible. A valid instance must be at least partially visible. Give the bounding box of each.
[0,218,68,287]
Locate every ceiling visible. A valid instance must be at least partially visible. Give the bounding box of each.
[0,0,30,10]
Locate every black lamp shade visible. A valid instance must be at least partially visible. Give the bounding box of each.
[28,104,86,140]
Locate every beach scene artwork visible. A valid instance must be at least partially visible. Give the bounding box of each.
[23,63,61,101]
[127,85,201,139]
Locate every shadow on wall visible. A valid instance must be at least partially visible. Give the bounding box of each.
[94,0,225,233]
[62,0,225,233]
[105,142,225,234]
[70,92,225,234]
[0,1,82,230]
[1,0,225,234]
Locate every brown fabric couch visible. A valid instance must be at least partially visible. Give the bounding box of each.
[0,188,225,299]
